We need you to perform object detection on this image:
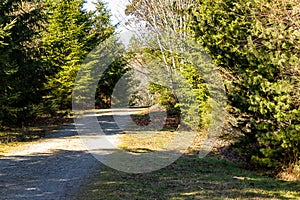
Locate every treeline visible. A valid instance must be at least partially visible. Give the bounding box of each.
[1,0,299,176]
[126,0,300,175]
[0,0,124,127]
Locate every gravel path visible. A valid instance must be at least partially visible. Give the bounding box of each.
[0,125,100,200]
[0,109,143,200]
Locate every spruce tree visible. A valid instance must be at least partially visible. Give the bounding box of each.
[0,0,45,126]
[192,0,300,171]
[42,0,114,112]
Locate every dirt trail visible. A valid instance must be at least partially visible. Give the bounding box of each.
[0,109,143,200]
[0,125,99,199]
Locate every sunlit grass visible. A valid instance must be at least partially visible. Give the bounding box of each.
[118,131,179,153]
[76,153,300,200]
[75,116,300,200]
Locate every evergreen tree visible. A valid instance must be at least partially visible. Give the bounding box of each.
[192,0,300,171]
[0,0,45,127]
[42,0,114,112]
[73,35,128,110]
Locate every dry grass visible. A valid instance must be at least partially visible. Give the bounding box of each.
[277,164,300,181]
[75,111,300,199]
[118,131,197,153]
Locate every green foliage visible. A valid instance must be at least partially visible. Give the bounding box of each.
[72,33,129,110]
[95,59,128,108]
[0,0,46,127]
[128,44,211,130]
[149,83,180,116]
[192,0,300,171]
[125,0,212,130]
[0,0,123,127]
[42,0,114,111]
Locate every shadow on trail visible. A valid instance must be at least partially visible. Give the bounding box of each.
[0,150,100,200]
[73,108,300,199]
[45,108,143,139]
[97,115,123,135]
[0,108,157,199]
[0,108,147,199]
[75,108,151,135]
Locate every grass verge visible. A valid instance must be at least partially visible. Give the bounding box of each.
[75,130,300,199]
[76,153,300,200]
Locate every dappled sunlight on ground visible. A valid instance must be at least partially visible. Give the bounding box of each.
[76,153,300,200]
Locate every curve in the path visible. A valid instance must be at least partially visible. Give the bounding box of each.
[0,109,140,200]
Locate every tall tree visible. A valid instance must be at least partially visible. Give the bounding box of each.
[0,0,45,127]
[192,0,300,172]
[125,0,212,129]
[73,35,128,110]
[42,0,114,112]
